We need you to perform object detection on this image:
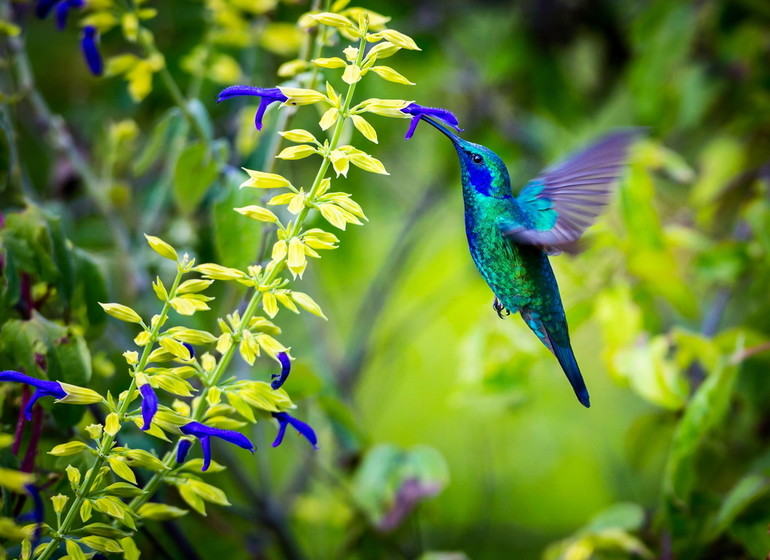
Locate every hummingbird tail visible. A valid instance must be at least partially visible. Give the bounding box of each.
[520,309,590,408]
[550,339,591,408]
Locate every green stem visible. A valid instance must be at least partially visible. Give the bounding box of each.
[137,31,210,144]
[35,267,186,560]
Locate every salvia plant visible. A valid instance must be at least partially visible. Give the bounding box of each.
[0,0,455,558]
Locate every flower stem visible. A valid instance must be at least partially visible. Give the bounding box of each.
[137,30,210,144]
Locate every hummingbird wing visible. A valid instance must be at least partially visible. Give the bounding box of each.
[501,129,639,252]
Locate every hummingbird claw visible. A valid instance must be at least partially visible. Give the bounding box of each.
[493,298,510,319]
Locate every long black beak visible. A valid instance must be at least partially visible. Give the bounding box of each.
[420,116,462,145]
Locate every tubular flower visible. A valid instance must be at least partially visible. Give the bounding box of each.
[176,438,193,464]
[19,484,44,545]
[217,86,288,131]
[0,370,66,420]
[139,384,158,431]
[55,0,84,30]
[35,0,85,29]
[80,26,103,76]
[179,421,255,472]
[270,352,291,390]
[271,412,318,449]
[400,103,462,139]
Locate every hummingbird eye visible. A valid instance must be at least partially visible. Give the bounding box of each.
[471,154,483,164]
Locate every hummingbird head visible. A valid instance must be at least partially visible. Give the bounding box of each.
[421,117,512,200]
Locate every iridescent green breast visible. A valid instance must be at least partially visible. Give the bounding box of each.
[463,196,535,312]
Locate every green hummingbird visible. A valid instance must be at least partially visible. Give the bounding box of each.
[418,114,637,407]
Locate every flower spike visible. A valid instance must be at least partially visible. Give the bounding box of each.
[217,86,288,131]
[139,384,158,431]
[80,26,103,76]
[271,412,318,449]
[0,370,67,420]
[400,103,463,140]
[180,421,255,471]
[271,352,291,390]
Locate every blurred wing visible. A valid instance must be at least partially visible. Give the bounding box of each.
[501,130,639,251]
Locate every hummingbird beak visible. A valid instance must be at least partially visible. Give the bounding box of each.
[420,116,462,146]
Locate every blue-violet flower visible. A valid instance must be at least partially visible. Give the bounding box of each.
[55,0,84,30]
[179,421,255,471]
[400,103,462,140]
[176,438,193,464]
[272,411,318,449]
[80,25,103,76]
[217,86,288,131]
[19,484,44,545]
[35,0,84,30]
[139,384,158,431]
[271,352,291,390]
[0,370,66,420]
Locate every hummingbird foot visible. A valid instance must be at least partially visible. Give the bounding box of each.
[492,298,510,319]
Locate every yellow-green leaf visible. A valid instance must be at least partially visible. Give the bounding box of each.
[108,457,137,484]
[369,65,414,85]
[240,169,293,189]
[276,145,318,160]
[351,115,378,143]
[280,129,318,144]
[99,303,143,324]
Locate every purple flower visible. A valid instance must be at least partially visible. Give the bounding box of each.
[35,0,60,19]
[80,26,103,76]
[19,484,44,545]
[0,370,66,420]
[139,384,158,431]
[271,412,318,449]
[270,352,291,390]
[179,421,255,472]
[182,343,195,359]
[55,0,84,30]
[400,103,463,140]
[176,438,193,463]
[35,0,84,29]
[217,86,288,131]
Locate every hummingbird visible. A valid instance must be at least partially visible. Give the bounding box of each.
[421,116,637,408]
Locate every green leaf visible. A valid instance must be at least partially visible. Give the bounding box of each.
[584,503,646,533]
[73,248,109,332]
[133,108,184,175]
[211,168,263,269]
[46,212,75,306]
[0,112,23,210]
[664,360,740,504]
[186,99,214,143]
[173,142,219,215]
[709,474,769,539]
[104,482,145,498]
[137,503,188,520]
[177,482,206,515]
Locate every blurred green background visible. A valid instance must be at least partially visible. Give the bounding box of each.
[3,0,770,558]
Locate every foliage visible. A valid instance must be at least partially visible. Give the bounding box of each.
[1,0,770,559]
